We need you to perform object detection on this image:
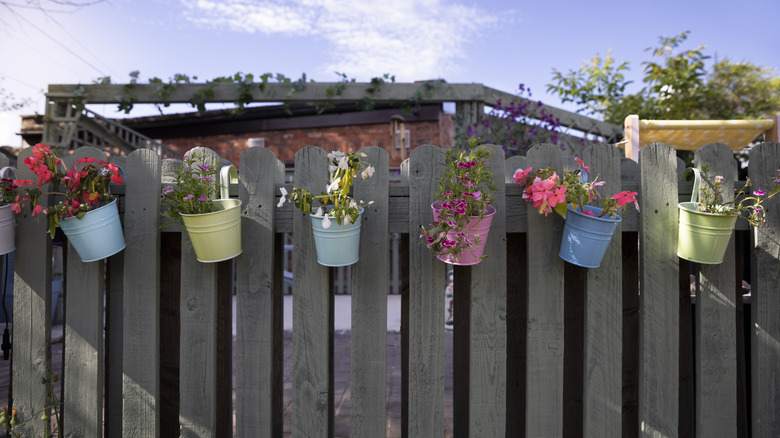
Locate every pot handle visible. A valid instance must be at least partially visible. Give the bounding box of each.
[220,165,237,200]
[578,168,589,184]
[682,167,703,204]
[0,167,15,180]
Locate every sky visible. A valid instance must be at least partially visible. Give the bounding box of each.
[2,0,780,147]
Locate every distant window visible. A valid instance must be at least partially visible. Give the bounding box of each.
[248,137,266,148]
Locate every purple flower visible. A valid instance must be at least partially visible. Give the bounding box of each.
[441,240,457,247]
[200,164,211,170]
[426,236,435,244]
[198,195,208,201]
[184,194,194,200]
[202,177,212,181]
[754,190,766,196]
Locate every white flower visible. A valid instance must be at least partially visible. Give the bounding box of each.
[349,200,357,209]
[343,216,350,225]
[338,156,349,170]
[322,213,331,229]
[277,187,287,207]
[313,207,324,217]
[361,165,375,180]
[329,164,338,172]
[326,177,341,194]
[327,151,344,160]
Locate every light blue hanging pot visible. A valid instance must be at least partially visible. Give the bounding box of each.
[59,199,126,262]
[310,207,364,267]
[0,167,16,256]
[557,169,621,268]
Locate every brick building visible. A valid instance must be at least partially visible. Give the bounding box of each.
[125,102,455,167]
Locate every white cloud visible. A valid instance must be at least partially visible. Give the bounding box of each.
[179,0,503,80]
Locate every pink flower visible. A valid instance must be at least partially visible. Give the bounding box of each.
[513,167,533,186]
[754,190,766,196]
[582,210,596,217]
[613,191,640,211]
[574,157,590,173]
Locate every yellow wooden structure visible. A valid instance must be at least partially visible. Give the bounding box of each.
[622,114,779,160]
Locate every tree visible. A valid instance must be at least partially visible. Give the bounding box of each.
[547,31,780,124]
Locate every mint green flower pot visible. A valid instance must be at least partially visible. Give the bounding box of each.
[59,199,126,262]
[0,204,14,256]
[677,202,736,264]
[310,208,363,267]
[181,199,242,263]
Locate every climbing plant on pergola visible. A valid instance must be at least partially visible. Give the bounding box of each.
[41,80,623,153]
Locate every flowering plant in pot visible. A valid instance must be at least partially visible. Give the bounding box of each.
[277,150,375,267]
[513,157,639,268]
[12,143,126,262]
[0,170,19,255]
[161,152,242,263]
[420,137,497,265]
[677,165,780,264]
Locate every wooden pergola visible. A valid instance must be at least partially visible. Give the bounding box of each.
[42,81,623,154]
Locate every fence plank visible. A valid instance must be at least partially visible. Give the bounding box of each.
[351,146,390,437]
[638,143,679,437]
[406,145,446,438]
[525,143,566,437]
[693,143,738,438]
[12,147,52,438]
[749,141,780,436]
[292,146,333,438]
[178,147,222,437]
[236,146,285,436]
[122,148,162,437]
[468,144,507,437]
[582,143,623,437]
[62,147,109,438]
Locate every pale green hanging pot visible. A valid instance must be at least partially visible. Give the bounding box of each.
[677,168,737,264]
[181,165,242,263]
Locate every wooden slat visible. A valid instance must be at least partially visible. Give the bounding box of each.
[582,143,623,437]
[637,143,679,437]
[236,146,285,436]
[468,144,507,437]
[291,146,332,438]
[693,144,739,437]
[122,148,162,437]
[62,147,109,437]
[406,145,446,438]
[350,146,390,436]
[11,148,52,438]
[178,147,221,436]
[749,141,780,435]
[525,143,565,437]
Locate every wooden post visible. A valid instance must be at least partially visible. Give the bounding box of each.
[765,115,779,143]
[749,142,780,435]
[121,148,162,437]
[525,143,565,437]
[624,115,640,162]
[350,146,390,437]
[637,143,679,437]
[236,146,285,436]
[405,145,446,438]
[291,147,333,438]
[693,144,738,438]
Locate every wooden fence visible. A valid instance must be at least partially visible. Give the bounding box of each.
[6,141,780,437]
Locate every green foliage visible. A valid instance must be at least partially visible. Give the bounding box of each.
[161,152,222,227]
[116,71,140,114]
[547,31,780,124]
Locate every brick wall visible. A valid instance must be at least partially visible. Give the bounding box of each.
[161,114,453,167]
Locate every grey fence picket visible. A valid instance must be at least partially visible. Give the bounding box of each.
[121,148,162,437]
[525,143,566,437]
[292,146,332,438]
[582,143,623,437]
[693,143,739,437]
[178,147,222,437]
[350,146,390,437]
[467,144,507,437]
[406,145,446,438]
[12,148,52,438]
[749,141,780,435]
[62,147,109,437]
[107,154,125,438]
[638,143,680,437]
[236,146,285,437]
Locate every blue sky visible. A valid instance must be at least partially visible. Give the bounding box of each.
[2,0,779,147]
